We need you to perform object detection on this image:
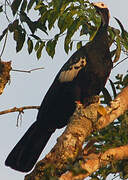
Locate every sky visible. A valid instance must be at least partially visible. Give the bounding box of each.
[0,0,128,180]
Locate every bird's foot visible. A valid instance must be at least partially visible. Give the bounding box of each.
[97,105,107,116]
[75,100,82,105]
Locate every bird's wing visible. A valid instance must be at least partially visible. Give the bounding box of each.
[58,49,87,83]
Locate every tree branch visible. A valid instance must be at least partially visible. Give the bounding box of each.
[0,106,40,115]
[11,67,44,73]
[24,86,128,180]
[25,96,100,180]
[60,145,128,180]
[60,86,128,180]
[0,29,8,58]
[113,56,128,69]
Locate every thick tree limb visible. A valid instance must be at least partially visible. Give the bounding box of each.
[24,86,128,180]
[60,145,128,180]
[25,96,100,180]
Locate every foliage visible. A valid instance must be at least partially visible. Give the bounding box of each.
[0,0,128,179]
[0,0,128,60]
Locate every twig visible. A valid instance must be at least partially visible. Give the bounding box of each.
[16,111,23,127]
[0,29,8,58]
[0,106,40,115]
[112,174,120,180]
[11,67,44,73]
[113,56,128,69]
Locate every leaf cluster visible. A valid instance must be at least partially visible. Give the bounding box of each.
[0,0,127,60]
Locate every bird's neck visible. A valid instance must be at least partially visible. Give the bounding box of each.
[94,19,109,46]
[94,9,109,43]
[95,23,108,39]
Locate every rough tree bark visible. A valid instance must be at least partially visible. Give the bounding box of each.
[24,86,128,180]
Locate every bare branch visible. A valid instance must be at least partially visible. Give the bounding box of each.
[113,56,128,69]
[0,29,8,58]
[11,67,44,73]
[0,106,40,115]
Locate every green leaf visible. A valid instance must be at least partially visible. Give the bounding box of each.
[36,20,48,35]
[110,49,116,58]
[114,17,128,50]
[0,5,3,13]
[77,41,82,50]
[8,19,19,33]
[109,79,117,98]
[52,0,63,13]
[122,39,128,50]
[13,30,19,41]
[27,38,33,54]
[11,0,23,16]
[114,17,127,38]
[13,19,19,28]
[80,24,89,36]
[89,28,98,41]
[34,4,43,10]
[58,14,67,33]
[0,28,8,41]
[46,39,57,58]
[68,17,81,37]
[20,12,36,34]
[64,17,81,53]
[40,10,48,24]
[37,3,48,15]
[15,32,26,52]
[113,37,121,63]
[64,36,71,54]
[122,74,128,87]
[70,41,73,51]
[108,27,116,47]
[30,34,41,40]
[37,41,45,59]
[27,0,35,12]
[20,0,27,12]
[102,87,112,105]
[47,10,58,30]
[58,3,82,34]
[34,41,40,51]
[58,13,74,33]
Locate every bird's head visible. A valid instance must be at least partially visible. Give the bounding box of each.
[93,2,110,26]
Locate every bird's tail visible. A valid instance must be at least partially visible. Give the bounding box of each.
[5,122,54,172]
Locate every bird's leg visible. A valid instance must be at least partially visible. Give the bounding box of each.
[83,96,100,107]
[75,100,82,105]
[83,96,107,116]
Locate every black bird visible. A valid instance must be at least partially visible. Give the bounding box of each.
[5,2,113,172]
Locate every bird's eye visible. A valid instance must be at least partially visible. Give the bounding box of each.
[101,3,104,7]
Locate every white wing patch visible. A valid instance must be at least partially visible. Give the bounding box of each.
[59,57,86,83]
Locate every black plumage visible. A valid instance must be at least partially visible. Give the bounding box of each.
[5,2,113,172]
